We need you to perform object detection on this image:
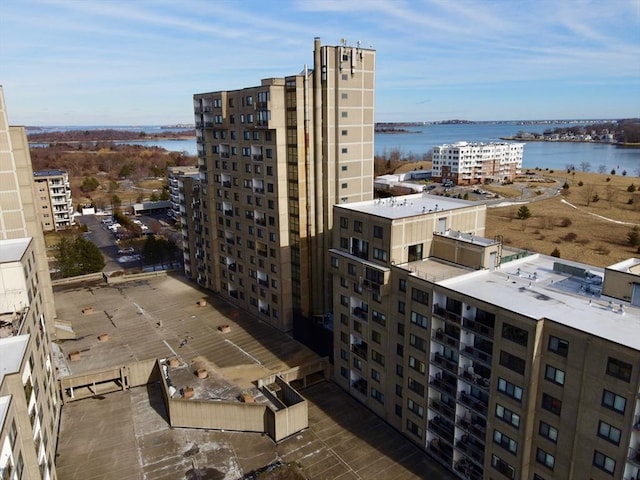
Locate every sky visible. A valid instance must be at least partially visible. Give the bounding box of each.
[1,0,639,125]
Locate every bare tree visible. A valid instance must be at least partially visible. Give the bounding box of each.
[605,184,618,207]
[579,161,592,172]
[598,164,607,174]
[583,184,595,206]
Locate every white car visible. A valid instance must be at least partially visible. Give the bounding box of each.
[117,247,135,255]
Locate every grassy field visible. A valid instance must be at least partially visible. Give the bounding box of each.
[486,170,640,267]
[392,160,640,267]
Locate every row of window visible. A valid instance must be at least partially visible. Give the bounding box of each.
[339,217,384,239]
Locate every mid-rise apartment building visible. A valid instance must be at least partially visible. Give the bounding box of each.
[331,194,640,480]
[0,87,60,479]
[432,142,524,185]
[32,170,74,232]
[167,165,199,222]
[187,38,375,339]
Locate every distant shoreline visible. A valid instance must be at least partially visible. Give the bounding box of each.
[500,136,640,147]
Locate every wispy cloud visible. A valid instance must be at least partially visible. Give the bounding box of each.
[1,0,638,124]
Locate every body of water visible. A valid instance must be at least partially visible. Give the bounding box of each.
[31,123,639,175]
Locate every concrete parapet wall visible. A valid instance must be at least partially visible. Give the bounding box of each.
[105,270,167,284]
[51,272,104,287]
[127,358,160,387]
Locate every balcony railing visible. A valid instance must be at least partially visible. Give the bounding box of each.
[433,329,460,349]
[462,317,494,338]
[352,307,368,321]
[351,378,367,395]
[433,305,460,324]
[252,154,263,162]
[455,458,483,480]
[458,391,488,417]
[429,398,456,418]
[460,344,492,367]
[429,375,457,396]
[432,352,458,375]
[428,417,455,438]
[455,436,485,465]
[459,369,491,390]
[351,344,368,359]
[456,415,487,441]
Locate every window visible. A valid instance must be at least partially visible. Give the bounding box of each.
[395,384,402,396]
[373,248,388,261]
[373,225,383,239]
[340,366,348,378]
[395,404,402,417]
[410,311,428,328]
[371,330,381,344]
[491,454,515,479]
[371,350,385,366]
[541,393,562,415]
[341,148,348,154]
[341,183,347,189]
[536,448,555,470]
[398,301,406,314]
[495,403,520,429]
[606,357,632,382]
[396,364,403,378]
[597,421,621,445]
[348,263,356,275]
[371,387,384,404]
[544,365,565,385]
[340,217,348,228]
[407,377,425,396]
[539,421,558,443]
[354,220,362,232]
[548,336,569,357]
[407,398,424,417]
[341,129,348,136]
[341,111,348,118]
[602,389,626,414]
[409,334,427,352]
[340,349,348,361]
[399,279,406,292]
[499,351,526,375]
[411,288,429,305]
[493,429,518,454]
[408,355,426,374]
[408,243,423,262]
[371,369,380,382]
[501,323,528,346]
[372,310,386,326]
[406,419,423,438]
[593,450,615,475]
[497,377,523,401]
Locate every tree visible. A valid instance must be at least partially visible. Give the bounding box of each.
[149,192,160,202]
[628,184,636,193]
[55,237,105,278]
[142,236,178,267]
[628,226,640,247]
[550,247,561,258]
[610,168,616,175]
[597,165,607,174]
[579,161,591,172]
[516,205,531,220]
[112,194,122,208]
[80,176,100,193]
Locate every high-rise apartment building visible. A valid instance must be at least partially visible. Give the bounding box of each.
[187,38,375,340]
[167,165,199,222]
[331,194,640,480]
[432,142,524,185]
[33,170,74,232]
[0,87,60,479]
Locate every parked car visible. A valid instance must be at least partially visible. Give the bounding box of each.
[117,247,135,255]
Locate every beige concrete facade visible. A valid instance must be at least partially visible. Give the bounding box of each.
[0,87,60,480]
[187,38,375,338]
[331,196,640,480]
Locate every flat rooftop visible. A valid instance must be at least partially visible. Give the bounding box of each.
[0,334,28,384]
[336,192,480,220]
[607,257,640,273]
[53,274,456,480]
[438,254,640,351]
[0,237,30,263]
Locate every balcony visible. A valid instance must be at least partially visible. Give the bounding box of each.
[351,378,367,396]
[351,343,368,359]
[460,344,492,367]
[429,375,457,397]
[455,436,485,465]
[429,398,456,419]
[629,447,640,468]
[222,181,231,188]
[253,187,265,195]
[428,417,454,438]
[433,305,460,324]
[455,458,483,480]
[433,328,460,350]
[252,154,263,162]
[223,209,233,217]
[352,307,368,321]
[258,278,268,287]
[456,415,487,442]
[255,217,266,226]
[462,317,494,339]
[458,391,488,417]
[459,368,491,390]
[432,352,458,375]
[257,249,267,257]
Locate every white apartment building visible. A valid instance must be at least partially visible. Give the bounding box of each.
[432,142,524,185]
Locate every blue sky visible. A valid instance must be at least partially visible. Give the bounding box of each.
[1,0,639,125]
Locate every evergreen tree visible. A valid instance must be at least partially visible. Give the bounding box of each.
[516,205,531,219]
[55,236,105,277]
